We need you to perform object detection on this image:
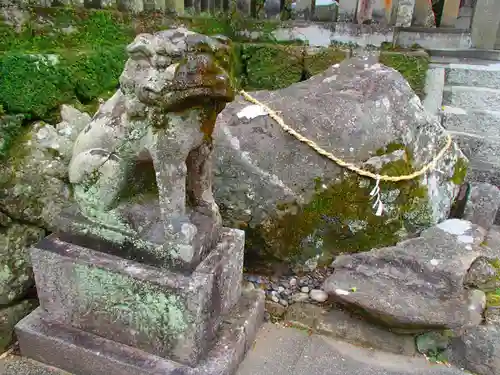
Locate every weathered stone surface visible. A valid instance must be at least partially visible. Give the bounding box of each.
[265,300,286,317]
[464,257,499,289]
[0,223,44,306]
[30,228,243,367]
[213,56,465,269]
[16,290,264,375]
[463,183,500,231]
[0,105,88,230]
[484,225,500,257]
[0,300,37,351]
[283,303,417,356]
[447,322,500,375]
[323,219,490,331]
[63,28,234,270]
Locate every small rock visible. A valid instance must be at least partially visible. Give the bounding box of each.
[464,257,498,289]
[309,289,328,303]
[265,300,286,317]
[246,275,262,283]
[300,286,310,293]
[485,306,500,324]
[271,294,279,303]
[291,292,310,303]
[289,278,297,287]
[242,281,256,293]
[279,299,289,307]
[277,286,285,293]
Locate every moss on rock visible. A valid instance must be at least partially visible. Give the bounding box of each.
[0,114,24,160]
[256,146,434,268]
[0,223,45,305]
[450,157,467,185]
[0,47,126,122]
[0,299,38,351]
[379,52,430,98]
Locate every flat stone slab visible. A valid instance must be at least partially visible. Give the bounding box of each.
[236,323,468,375]
[445,64,500,90]
[15,289,264,375]
[442,86,500,111]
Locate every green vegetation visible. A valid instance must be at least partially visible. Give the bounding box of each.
[379,52,430,98]
[0,7,430,160]
[242,44,304,90]
[257,146,433,266]
[485,259,500,308]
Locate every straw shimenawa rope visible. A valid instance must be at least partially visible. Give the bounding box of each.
[240,90,453,182]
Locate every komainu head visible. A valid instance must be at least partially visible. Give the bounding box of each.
[119,27,235,116]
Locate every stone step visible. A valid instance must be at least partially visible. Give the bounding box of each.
[466,159,500,188]
[442,106,500,136]
[428,48,500,62]
[449,130,500,167]
[442,86,500,111]
[445,63,500,89]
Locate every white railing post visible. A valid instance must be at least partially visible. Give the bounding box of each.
[470,0,500,49]
[395,0,415,27]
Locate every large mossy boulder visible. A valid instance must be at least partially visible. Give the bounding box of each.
[0,105,89,230]
[213,56,467,270]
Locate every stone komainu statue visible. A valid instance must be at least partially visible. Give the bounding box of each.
[66,28,235,261]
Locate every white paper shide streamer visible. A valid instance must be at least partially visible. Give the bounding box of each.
[369,177,384,216]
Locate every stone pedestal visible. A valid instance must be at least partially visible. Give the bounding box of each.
[15,228,264,375]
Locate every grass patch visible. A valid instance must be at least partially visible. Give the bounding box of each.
[242,44,304,90]
[0,47,126,121]
[379,52,430,98]
[304,47,347,77]
[0,8,134,53]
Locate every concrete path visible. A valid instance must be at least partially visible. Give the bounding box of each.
[423,56,500,188]
[236,323,466,375]
[0,323,467,375]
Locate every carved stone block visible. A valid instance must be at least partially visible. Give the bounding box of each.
[30,228,244,367]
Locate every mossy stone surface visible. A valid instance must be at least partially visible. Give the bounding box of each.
[0,223,44,305]
[0,299,38,351]
[258,147,433,268]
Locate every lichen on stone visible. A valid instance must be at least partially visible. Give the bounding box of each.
[74,263,189,343]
